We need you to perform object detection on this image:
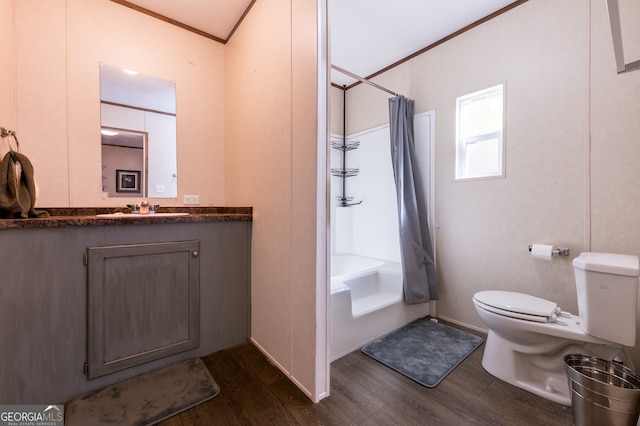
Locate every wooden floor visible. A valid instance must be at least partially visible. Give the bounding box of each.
[160,322,575,425]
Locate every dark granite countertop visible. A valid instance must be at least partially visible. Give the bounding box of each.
[0,207,252,229]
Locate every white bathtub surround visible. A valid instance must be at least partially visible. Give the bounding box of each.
[330,254,429,361]
[329,114,435,362]
[331,253,384,276]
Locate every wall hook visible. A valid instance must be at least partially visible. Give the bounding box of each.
[0,127,13,138]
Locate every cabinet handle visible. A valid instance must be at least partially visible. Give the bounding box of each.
[192,251,199,257]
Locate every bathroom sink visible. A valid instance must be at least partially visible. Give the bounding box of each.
[96,212,190,218]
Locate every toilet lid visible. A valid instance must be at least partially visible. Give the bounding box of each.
[473,290,559,323]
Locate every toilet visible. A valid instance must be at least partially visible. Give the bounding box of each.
[473,252,639,406]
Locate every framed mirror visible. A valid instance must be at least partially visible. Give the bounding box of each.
[99,63,177,198]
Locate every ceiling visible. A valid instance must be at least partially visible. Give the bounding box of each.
[111,0,254,42]
[112,0,525,87]
[329,0,522,86]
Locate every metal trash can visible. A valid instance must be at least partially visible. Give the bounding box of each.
[565,354,640,426]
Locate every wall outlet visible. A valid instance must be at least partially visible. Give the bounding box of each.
[155,184,165,193]
[183,195,200,205]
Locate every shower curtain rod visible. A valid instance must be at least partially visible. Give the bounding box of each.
[331,64,400,97]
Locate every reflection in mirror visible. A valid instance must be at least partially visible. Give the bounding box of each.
[101,128,146,196]
[99,63,177,198]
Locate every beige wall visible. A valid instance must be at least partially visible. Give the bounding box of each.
[590,0,640,254]
[14,0,69,204]
[329,85,344,135]
[342,0,640,363]
[0,0,16,147]
[12,0,225,207]
[225,0,326,401]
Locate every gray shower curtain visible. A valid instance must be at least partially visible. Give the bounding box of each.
[389,96,438,304]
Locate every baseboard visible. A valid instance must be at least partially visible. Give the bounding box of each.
[249,337,315,402]
[436,315,488,335]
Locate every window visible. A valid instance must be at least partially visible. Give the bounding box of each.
[455,84,504,180]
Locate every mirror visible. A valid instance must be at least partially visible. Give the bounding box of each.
[606,0,640,74]
[99,63,177,198]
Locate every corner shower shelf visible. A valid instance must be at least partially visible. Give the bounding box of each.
[331,167,359,178]
[331,140,360,151]
[332,86,363,207]
[331,138,362,207]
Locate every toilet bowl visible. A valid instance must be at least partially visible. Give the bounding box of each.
[473,252,639,406]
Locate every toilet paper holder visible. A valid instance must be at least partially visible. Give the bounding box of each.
[528,245,570,256]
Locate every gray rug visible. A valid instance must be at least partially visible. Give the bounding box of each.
[361,317,483,388]
[66,358,220,426]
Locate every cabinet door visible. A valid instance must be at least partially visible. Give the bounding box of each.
[87,240,200,378]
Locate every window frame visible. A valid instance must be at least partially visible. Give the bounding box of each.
[455,83,506,181]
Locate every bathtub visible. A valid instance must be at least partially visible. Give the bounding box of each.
[330,254,430,361]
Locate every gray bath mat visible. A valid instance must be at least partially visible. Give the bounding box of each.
[361,317,483,388]
[66,358,220,425]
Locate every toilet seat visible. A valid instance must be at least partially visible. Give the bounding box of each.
[473,290,561,323]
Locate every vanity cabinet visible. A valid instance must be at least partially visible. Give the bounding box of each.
[87,240,200,378]
[0,218,251,404]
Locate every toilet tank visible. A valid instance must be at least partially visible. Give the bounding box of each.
[573,252,639,346]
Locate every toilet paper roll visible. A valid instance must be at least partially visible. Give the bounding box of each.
[531,244,553,261]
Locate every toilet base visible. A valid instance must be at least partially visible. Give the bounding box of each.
[482,329,625,406]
